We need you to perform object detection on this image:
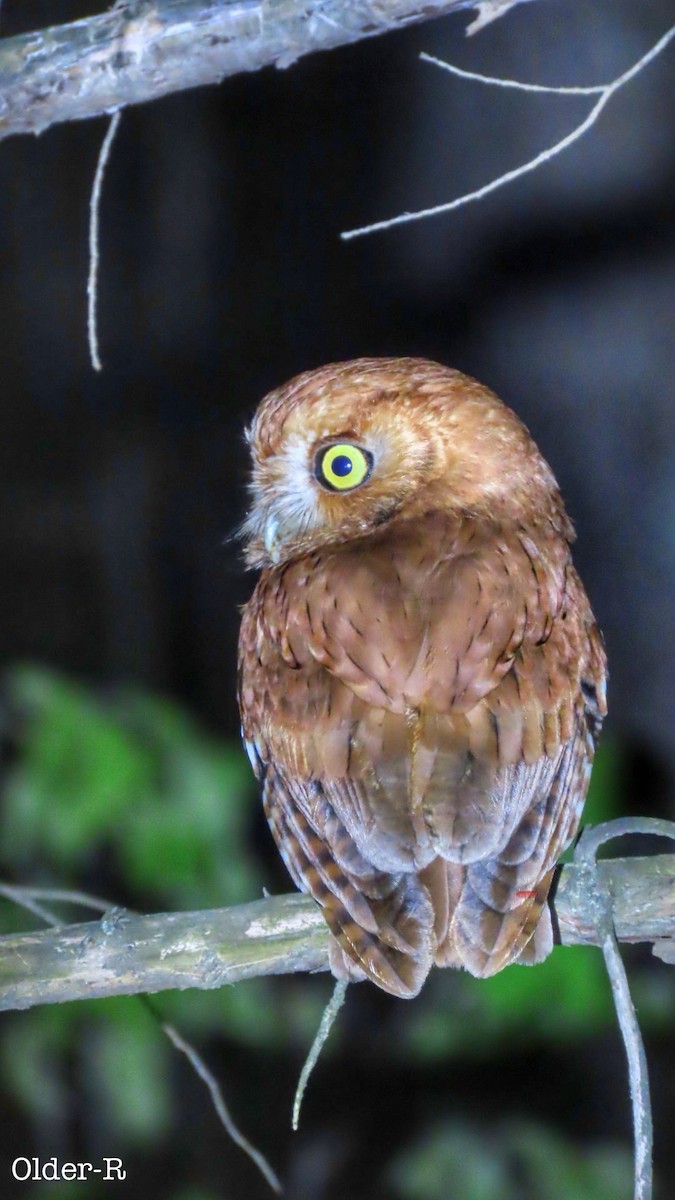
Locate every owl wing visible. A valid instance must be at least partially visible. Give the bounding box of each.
[240,568,440,997]
[439,714,595,977]
[256,756,438,996]
[239,517,606,995]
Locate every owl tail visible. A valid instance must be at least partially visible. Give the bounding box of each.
[435,863,555,977]
[263,766,439,998]
[436,724,589,977]
[323,874,436,999]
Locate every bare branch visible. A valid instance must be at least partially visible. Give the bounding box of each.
[0,0,543,144]
[341,23,675,239]
[0,849,673,1013]
[0,892,328,1011]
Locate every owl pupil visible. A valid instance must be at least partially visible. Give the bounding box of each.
[332,455,353,477]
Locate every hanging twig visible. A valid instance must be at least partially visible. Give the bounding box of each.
[157,1014,282,1193]
[574,818,675,1200]
[292,978,348,1131]
[341,23,675,240]
[87,110,122,373]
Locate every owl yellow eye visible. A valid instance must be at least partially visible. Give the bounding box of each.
[315,443,373,492]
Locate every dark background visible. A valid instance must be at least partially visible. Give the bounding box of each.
[0,0,674,1197]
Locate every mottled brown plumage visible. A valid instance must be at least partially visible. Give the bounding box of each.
[237,358,607,997]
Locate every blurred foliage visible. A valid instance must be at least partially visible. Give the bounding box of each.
[0,664,259,909]
[0,664,307,1156]
[0,663,670,1193]
[399,943,613,1063]
[387,1119,633,1200]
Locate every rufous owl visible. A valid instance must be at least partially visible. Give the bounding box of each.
[237,358,607,998]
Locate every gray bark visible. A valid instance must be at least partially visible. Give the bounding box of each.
[0,853,673,1011]
[0,0,533,143]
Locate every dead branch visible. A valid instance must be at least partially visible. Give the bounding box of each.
[341,23,675,238]
[0,0,541,144]
[0,851,673,1012]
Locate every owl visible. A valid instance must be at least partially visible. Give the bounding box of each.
[237,358,607,998]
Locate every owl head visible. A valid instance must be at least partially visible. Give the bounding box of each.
[241,358,568,567]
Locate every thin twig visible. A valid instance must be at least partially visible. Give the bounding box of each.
[160,1018,282,1194]
[292,978,348,1131]
[419,51,607,95]
[574,818,675,1200]
[0,881,280,1192]
[0,883,63,928]
[87,110,121,372]
[0,883,112,914]
[341,23,675,240]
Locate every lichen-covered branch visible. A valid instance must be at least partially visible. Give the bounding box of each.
[0,853,673,1012]
[0,0,538,143]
